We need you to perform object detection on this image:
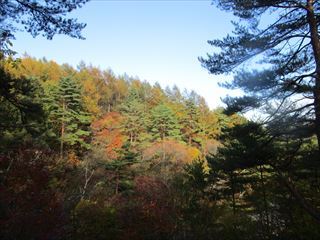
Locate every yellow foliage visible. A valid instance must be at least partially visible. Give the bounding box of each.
[187,147,201,162]
[143,140,200,165]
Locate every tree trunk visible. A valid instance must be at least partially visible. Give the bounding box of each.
[81,165,94,200]
[306,0,320,151]
[162,139,166,162]
[280,173,320,222]
[60,122,64,159]
[60,100,65,159]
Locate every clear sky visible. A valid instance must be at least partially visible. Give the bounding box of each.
[12,0,238,109]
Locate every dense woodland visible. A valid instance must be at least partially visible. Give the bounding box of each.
[1,0,320,239]
[0,55,243,239]
[0,55,319,240]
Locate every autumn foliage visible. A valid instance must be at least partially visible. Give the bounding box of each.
[92,112,125,160]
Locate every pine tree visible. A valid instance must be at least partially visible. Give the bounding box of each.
[104,142,138,195]
[199,0,320,223]
[46,76,91,157]
[200,0,320,150]
[0,0,88,54]
[181,99,201,146]
[119,88,150,147]
[150,103,181,141]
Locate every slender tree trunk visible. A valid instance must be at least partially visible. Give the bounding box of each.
[81,165,94,200]
[60,122,64,159]
[306,0,320,151]
[162,139,166,161]
[60,100,65,159]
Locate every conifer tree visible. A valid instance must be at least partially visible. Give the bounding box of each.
[46,76,91,157]
[181,99,201,146]
[200,0,320,150]
[0,0,88,54]
[104,142,138,195]
[119,88,150,146]
[150,103,182,141]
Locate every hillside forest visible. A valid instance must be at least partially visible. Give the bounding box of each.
[1,0,320,240]
[0,54,318,239]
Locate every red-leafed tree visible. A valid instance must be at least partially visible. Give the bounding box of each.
[0,149,65,240]
[91,112,125,160]
[117,176,176,240]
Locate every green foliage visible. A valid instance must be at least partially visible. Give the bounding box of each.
[119,88,150,147]
[200,0,320,149]
[207,121,320,238]
[150,103,182,141]
[0,59,46,151]
[45,76,91,155]
[104,142,138,195]
[199,1,320,232]
[181,99,201,145]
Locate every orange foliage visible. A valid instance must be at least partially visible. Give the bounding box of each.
[143,139,201,165]
[91,112,125,160]
[76,66,105,116]
[4,56,65,85]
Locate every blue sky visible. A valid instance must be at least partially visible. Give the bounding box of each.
[12,0,238,109]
